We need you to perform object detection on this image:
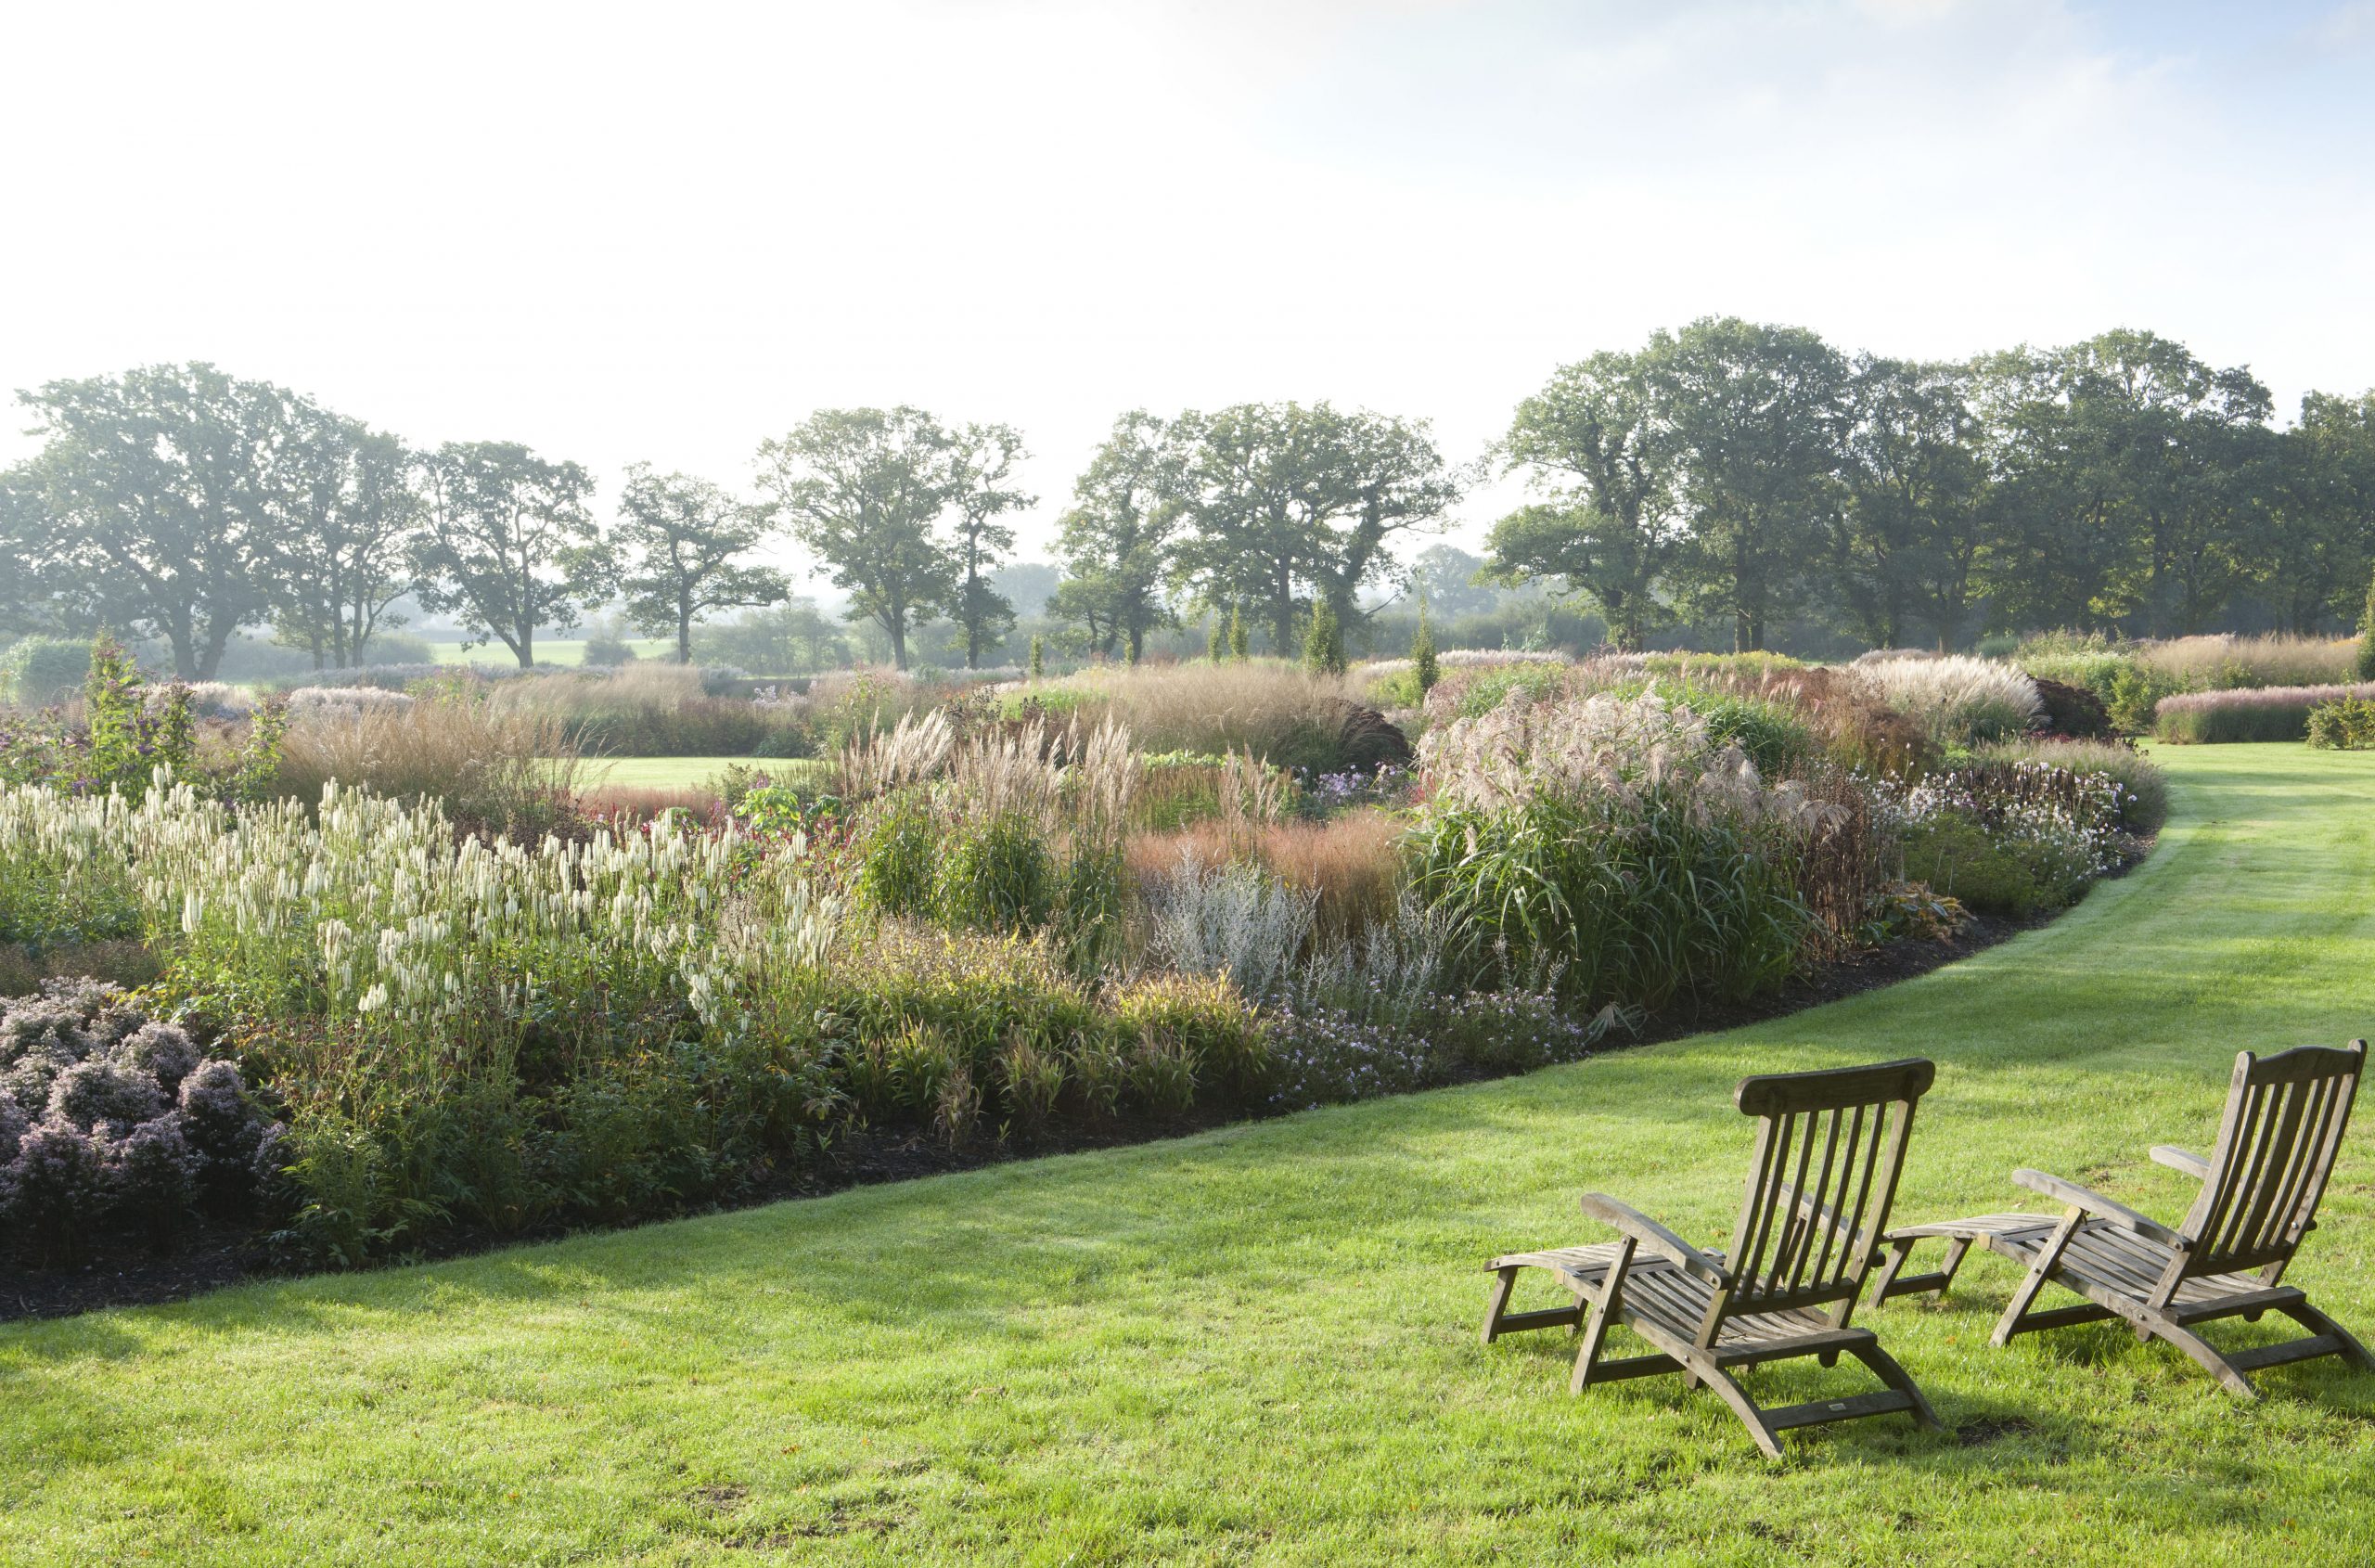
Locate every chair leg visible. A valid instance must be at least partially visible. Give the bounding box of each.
[2279,1300,2375,1372]
[1847,1341,1942,1431]
[1569,1296,1616,1394]
[1481,1267,1518,1345]
[1868,1238,1918,1298]
[1686,1354,1784,1459]
[1992,1213,2080,1348]
[2151,1317,2259,1400]
[1870,1234,1971,1302]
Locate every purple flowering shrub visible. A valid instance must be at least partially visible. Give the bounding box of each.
[0,979,281,1264]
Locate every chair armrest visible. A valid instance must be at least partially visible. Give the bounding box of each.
[1578,1193,1730,1287]
[2011,1169,2188,1249]
[2149,1145,2211,1181]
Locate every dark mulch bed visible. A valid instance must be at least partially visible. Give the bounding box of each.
[0,870,2125,1325]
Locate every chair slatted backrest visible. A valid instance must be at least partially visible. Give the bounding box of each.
[2178,1041,2366,1279]
[1716,1059,1936,1325]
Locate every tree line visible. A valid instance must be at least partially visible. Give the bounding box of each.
[6,321,2373,678]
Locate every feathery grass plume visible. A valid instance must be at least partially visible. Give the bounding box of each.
[833,707,954,800]
[1850,653,2042,747]
[2137,634,2357,692]
[1411,688,1825,1008]
[2153,681,2375,743]
[1012,660,1377,772]
[275,689,583,835]
[1218,746,1294,827]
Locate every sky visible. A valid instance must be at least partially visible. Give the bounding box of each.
[4,0,2373,584]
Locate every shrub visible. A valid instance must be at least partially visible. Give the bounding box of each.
[1145,852,1317,1003]
[1971,738,2168,833]
[1852,654,2043,747]
[2153,683,2375,744]
[2306,694,2375,751]
[0,981,273,1262]
[2031,676,2113,739]
[1897,815,2056,917]
[1,636,96,707]
[934,811,1057,932]
[1879,759,2129,914]
[581,626,638,666]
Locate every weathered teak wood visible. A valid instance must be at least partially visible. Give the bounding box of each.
[1482,1058,1941,1457]
[1878,1040,2375,1399]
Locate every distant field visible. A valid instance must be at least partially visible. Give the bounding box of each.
[430,638,674,668]
[571,756,822,790]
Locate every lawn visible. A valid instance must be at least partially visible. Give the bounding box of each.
[5,744,2374,1564]
[430,637,674,668]
[572,756,822,790]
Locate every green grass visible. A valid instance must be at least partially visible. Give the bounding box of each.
[571,756,823,790]
[431,637,674,668]
[6,745,2375,1563]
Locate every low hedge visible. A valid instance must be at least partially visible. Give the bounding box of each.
[2154,682,2375,743]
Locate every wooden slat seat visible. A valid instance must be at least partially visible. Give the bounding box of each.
[1482,1058,1942,1457]
[1877,1041,2375,1399]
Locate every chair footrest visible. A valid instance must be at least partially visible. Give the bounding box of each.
[1761,1390,1915,1433]
[1876,1269,1955,1299]
[1587,1352,1684,1382]
[2227,1333,2343,1372]
[1489,1305,1584,1337]
[2001,1303,2115,1337]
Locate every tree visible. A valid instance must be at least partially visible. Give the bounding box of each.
[756,407,957,672]
[1302,598,1344,675]
[1486,351,1686,649]
[947,423,1033,668]
[1977,330,2271,637]
[2358,564,2375,680]
[2262,392,2375,636]
[412,442,602,667]
[9,364,293,677]
[1408,545,1498,619]
[694,598,848,673]
[1055,411,1184,663]
[1831,356,1990,649]
[606,464,788,663]
[264,399,420,668]
[1647,318,1853,650]
[1411,599,1439,694]
[1170,402,1457,652]
[1226,604,1248,661]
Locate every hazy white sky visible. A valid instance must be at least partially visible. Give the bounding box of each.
[5,0,2372,575]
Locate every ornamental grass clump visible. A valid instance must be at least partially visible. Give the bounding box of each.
[1410,689,1825,1010]
[1851,653,2043,748]
[2154,682,2375,743]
